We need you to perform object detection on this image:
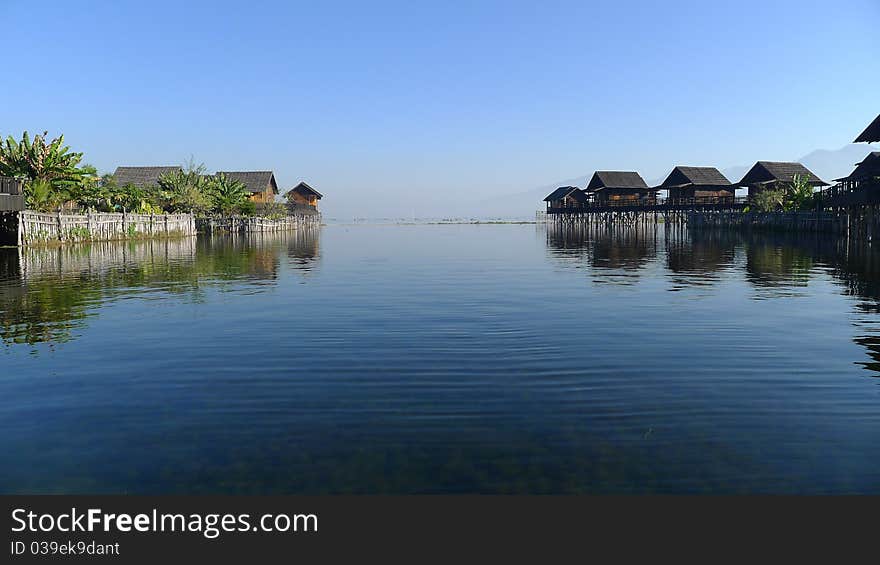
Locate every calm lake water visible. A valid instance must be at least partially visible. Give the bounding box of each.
[2,223,880,494]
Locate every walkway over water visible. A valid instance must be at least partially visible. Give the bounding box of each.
[547,196,749,215]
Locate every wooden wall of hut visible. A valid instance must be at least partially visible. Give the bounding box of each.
[0,177,25,212]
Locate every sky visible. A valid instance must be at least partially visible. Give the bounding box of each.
[2,0,878,218]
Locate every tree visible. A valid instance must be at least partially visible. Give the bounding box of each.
[0,131,84,188]
[0,131,88,211]
[70,165,113,211]
[157,161,210,213]
[751,188,786,212]
[205,173,251,215]
[785,174,816,211]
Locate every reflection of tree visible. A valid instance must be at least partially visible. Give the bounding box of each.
[744,242,814,289]
[821,244,880,308]
[0,230,321,346]
[853,336,880,376]
[665,231,737,281]
[0,248,93,345]
[735,231,880,378]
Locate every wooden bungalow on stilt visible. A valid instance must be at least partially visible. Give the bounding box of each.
[855,114,880,143]
[587,171,656,204]
[831,152,880,195]
[543,186,590,211]
[655,166,733,202]
[736,162,826,198]
[285,181,323,209]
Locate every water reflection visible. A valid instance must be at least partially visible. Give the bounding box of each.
[665,231,737,288]
[0,230,321,346]
[546,223,880,377]
[5,224,880,494]
[545,223,660,284]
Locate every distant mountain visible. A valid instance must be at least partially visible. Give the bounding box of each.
[483,143,878,218]
[798,144,875,182]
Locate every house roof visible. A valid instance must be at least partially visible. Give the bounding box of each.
[855,114,880,143]
[835,152,880,182]
[216,171,279,195]
[289,181,323,199]
[736,161,827,187]
[657,166,731,189]
[543,186,582,202]
[586,171,650,192]
[113,166,182,188]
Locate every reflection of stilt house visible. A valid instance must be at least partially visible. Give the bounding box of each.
[736,162,826,198]
[587,172,655,203]
[543,186,589,210]
[656,167,733,201]
[855,115,880,143]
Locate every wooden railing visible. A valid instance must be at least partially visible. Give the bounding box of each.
[547,196,748,213]
[818,179,880,208]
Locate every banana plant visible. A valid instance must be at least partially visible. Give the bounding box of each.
[157,160,216,213]
[0,131,84,187]
[206,173,250,215]
[0,131,88,211]
[786,174,816,211]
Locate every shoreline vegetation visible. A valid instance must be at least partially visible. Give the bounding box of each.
[0,131,320,246]
[0,131,267,217]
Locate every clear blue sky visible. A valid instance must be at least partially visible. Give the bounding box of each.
[2,0,878,218]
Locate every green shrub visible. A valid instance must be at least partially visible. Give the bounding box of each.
[238,200,256,216]
[205,173,251,215]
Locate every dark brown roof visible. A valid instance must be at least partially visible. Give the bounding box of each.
[736,161,827,187]
[855,114,880,143]
[835,152,880,182]
[216,171,279,195]
[543,186,582,201]
[657,166,731,189]
[289,181,323,199]
[586,171,650,191]
[113,166,182,188]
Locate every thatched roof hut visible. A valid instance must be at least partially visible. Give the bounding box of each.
[217,171,278,194]
[855,115,880,143]
[286,181,323,208]
[543,186,589,209]
[216,171,279,203]
[656,166,733,199]
[586,171,654,202]
[736,162,826,197]
[113,166,181,188]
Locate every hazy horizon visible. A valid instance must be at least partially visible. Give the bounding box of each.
[2,0,878,219]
